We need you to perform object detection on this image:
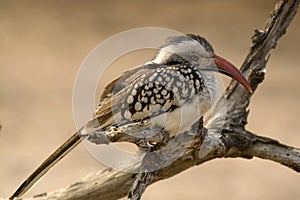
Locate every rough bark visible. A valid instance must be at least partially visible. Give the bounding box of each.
[4,0,299,199]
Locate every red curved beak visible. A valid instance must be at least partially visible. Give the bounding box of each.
[214,55,253,93]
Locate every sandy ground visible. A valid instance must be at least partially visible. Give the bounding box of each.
[1,0,300,199]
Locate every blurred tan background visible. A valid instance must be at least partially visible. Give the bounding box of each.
[1,0,300,199]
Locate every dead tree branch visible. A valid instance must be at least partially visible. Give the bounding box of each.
[13,129,300,200]
[5,0,299,199]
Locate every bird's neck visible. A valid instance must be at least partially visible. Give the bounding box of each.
[199,71,219,104]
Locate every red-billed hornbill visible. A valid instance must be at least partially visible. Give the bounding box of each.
[10,34,252,200]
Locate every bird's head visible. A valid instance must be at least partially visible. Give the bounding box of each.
[153,34,252,93]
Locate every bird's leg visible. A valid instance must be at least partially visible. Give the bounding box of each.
[135,140,155,152]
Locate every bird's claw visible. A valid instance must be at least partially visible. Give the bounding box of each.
[136,130,169,152]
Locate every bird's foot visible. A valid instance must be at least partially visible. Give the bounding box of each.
[136,129,169,152]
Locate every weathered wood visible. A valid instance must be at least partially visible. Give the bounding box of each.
[5,0,299,199]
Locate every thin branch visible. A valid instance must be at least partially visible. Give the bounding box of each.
[221,130,300,172]
[216,0,299,131]
[244,134,300,172]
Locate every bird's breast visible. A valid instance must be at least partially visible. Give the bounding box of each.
[149,94,211,137]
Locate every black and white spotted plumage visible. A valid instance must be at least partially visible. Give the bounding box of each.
[121,62,206,120]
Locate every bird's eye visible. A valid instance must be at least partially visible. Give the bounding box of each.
[191,55,199,61]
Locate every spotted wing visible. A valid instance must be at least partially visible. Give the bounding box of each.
[99,63,159,101]
[93,62,205,129]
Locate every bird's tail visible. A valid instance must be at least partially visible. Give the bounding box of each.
[9,131,82,200]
